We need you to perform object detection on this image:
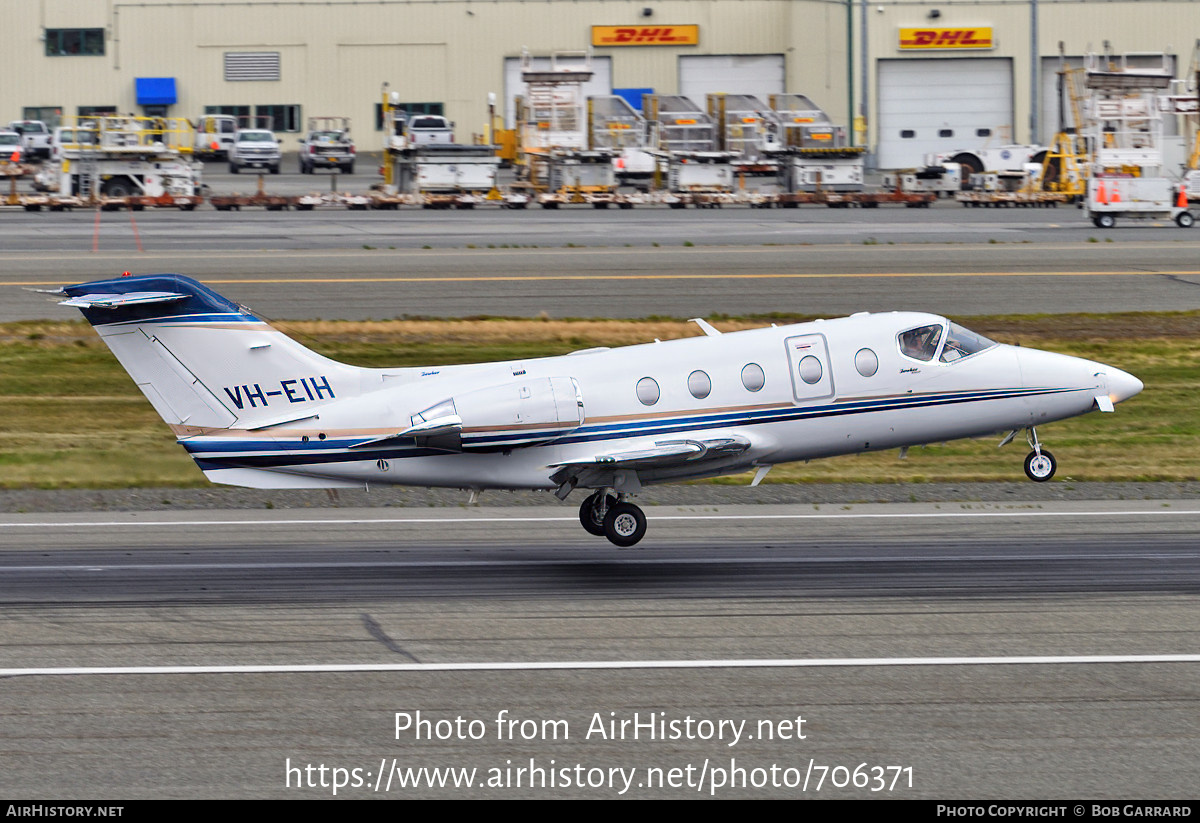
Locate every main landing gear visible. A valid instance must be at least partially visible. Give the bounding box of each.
[579,489,647,547]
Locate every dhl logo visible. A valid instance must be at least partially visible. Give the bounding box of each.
[898,27,994,50]
[592,24,700,46]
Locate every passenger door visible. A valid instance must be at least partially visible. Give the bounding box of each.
[784,334,835,403]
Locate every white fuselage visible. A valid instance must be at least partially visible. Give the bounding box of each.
[171,311,1136,491]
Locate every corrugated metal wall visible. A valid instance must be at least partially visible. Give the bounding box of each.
[6,0,1197,153]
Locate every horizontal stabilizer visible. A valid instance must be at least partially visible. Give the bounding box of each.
[59,291,187,309]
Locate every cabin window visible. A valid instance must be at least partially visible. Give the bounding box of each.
[938,129,954,138]
[636,376,660,406]
[939,323,997,363]
[900,130,916,139]
[741,363,765,392]
[798,356,823,385]
[855,348,879,377]
[898,324,943,362]
[687,370,711,399]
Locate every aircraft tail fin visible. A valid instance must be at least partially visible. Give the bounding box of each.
[60,274,365,434]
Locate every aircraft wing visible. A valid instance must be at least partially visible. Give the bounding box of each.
[549,435,752,485]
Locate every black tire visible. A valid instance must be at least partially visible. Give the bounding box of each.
[269,165,280,175]
[1038,155,1061,191]
[1175,211,1194,228]
[1024,450,1057,482]
[948,153,984,189]
[579,493,617,537]
[1096,214,1115,229]
[229,163,239,174]
[603,502,647,547]
[101,179,134,198]
[344,162,355,175]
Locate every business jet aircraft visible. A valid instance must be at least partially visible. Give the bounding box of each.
[57,274,1142,547]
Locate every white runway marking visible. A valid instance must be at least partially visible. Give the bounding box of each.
[2,654,1200,678]
[3,509,1199,528]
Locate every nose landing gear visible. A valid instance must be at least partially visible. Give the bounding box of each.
[579,489,647,546]
[1022,427,1057,482]
[1001,427,1058,482]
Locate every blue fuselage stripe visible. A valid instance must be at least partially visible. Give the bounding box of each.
[189,386,1083,472]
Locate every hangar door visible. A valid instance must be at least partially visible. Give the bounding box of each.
[876,57,1012,169]
[503,56,612,128]
[679,55,785,106]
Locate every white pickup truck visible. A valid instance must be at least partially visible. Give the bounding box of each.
[7,120,52,160]
[406,114,455,145]
[193,115,238,160]
[227,129,282,174]
[0,131,23,163]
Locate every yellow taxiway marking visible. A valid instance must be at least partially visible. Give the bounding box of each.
[7,270,1200,287]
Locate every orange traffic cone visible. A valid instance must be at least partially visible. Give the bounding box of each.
[11,147,20,164]
[1110,183,1120,204]
[1178,187,1188,209]
[1096,180,1107,205]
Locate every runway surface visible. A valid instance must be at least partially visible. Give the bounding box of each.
[4,199,1199,798]
[2,501,1199,798]
[4,207,1200,320]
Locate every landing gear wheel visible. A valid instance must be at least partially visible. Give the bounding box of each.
[1096,214,1115,229]
[579,493,617,537]
[1024,449,1057,482]
[603,502,647,547]
[1176,211,1194,228]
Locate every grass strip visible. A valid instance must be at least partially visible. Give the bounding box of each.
[1,313,1196,489]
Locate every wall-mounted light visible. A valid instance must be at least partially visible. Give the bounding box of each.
[642,7,653,17]
[928,9,941,19]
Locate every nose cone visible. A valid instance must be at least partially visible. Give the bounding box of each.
[1107,367,1143,405]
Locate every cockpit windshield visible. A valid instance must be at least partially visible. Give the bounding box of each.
[898,324,943,361]
[939,323,997,363]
